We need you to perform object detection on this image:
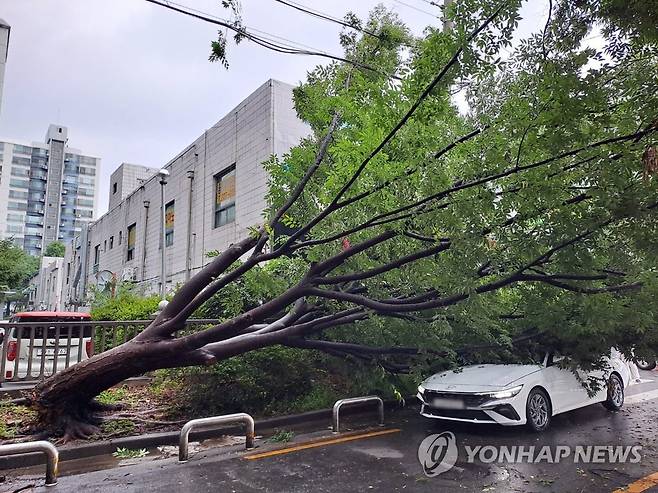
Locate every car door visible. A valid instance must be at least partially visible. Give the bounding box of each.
[542,354,590,414]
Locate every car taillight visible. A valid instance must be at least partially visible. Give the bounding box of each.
[5,370,12,379]
[7,341,17,362]
[86,340,94,357]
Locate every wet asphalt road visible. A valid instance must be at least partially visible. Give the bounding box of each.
[3,370,658,493]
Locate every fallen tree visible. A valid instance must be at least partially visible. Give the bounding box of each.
[29,1,658,440]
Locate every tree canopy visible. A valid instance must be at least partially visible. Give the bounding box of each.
[32,0,658,439]
[0,239,39,291]
[258,1,658,365]
[44,241,66,258]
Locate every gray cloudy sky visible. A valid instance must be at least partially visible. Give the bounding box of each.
[0,0,547,216]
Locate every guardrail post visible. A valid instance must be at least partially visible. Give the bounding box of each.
[0,440,59,486]
[179,412,255,462]
[332,395,385,433]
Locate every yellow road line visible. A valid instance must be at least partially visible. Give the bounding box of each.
[243,428,401,460]
[613,472,658,493]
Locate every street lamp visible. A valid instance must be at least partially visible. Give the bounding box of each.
[158,169,170,311]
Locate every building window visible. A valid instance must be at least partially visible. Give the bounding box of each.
[112,182,117,194]
[93,244,100,273]
[127,223,136,261]
[165,200,175,247]
[109,236,114,249]
[119,231,122,245]
[103,239,107,252]
[213,165,236,228]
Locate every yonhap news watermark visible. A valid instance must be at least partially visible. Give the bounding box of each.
[418,432,642,477]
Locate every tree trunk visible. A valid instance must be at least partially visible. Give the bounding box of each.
[32,340,172,440]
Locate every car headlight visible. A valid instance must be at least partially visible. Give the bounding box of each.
[477,385,523,399]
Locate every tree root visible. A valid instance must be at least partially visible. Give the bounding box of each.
[105,407,169,418]
[88,399,125,412]
[2,397,32,406]
[59,417,101,443]
[37,403,105,443]
[3,430,49,444]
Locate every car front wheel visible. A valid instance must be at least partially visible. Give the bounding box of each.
[526,388,551,432]
[603,373,624,411]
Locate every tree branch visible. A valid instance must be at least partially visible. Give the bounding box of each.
[276,7,506,253]
[315,240,451,285]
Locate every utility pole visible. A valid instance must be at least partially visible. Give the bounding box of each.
[443,0,454,33]
[157,169,169,311]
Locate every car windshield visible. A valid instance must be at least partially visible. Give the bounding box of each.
[461,348,547,366]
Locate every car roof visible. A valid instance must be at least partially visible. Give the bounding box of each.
[11,311,91,319]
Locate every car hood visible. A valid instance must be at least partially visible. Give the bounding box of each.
[422,364,542,392]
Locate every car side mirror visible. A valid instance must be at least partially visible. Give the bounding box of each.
[546,354,566,366]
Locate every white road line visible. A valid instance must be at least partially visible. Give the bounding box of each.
[625,389,658,405]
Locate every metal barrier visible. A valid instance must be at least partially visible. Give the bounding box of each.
[0,319,220,384]
[179,413,255,462]
[0,440,59,486]
[332,395,384,433]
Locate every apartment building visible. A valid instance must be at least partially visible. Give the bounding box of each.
[0,18,9,115]
[0,125,100,257]
[61,79,309,308]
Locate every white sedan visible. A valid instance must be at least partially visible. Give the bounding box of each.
[417,352,630,431]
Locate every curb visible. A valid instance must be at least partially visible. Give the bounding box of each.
[0,399,407,470]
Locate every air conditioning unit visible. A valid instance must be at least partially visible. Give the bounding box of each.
[121,267,139,282]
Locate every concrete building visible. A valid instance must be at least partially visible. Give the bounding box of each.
[109,163,157,210]
[61,79,309,308]
[0,125,100,257]
[0,18,9,115]
[28,256,65,311]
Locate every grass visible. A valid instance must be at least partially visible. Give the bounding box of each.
[101,419,136,436]
[0,400,38,440]
[268,429,295,443]
[112,447,149,459]
[96,387,131,405]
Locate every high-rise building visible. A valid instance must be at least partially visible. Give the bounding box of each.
[0,18,9,115]
[0,125,100,256]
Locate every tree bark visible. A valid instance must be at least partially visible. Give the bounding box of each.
[32,340,174,440]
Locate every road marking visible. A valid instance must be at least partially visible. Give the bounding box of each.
[625,389,658,405]
[244,428,401,460]
[612,471,658,493]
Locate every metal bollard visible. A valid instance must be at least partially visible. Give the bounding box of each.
[332,395,385,433]
[0,440,59,486]
[179,412,255,462]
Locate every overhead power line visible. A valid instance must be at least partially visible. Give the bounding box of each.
[393,0,439,18]
[143,0,401,79]
[271,0,385,41]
